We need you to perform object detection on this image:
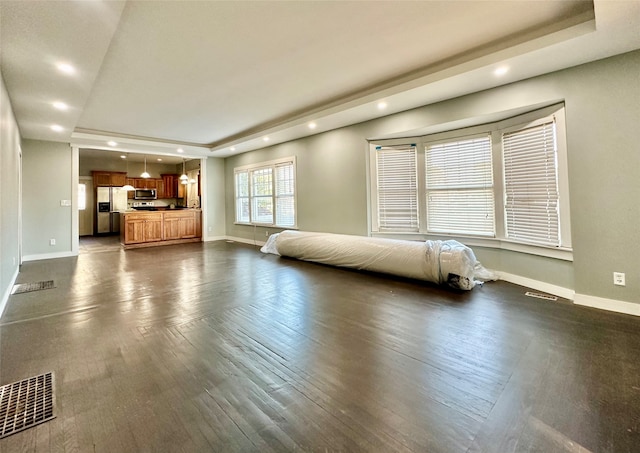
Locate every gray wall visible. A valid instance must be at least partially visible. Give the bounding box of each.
[205,157,226,238]
[0,73,21,316]
[22,140,74,258]
[224,50,640,305]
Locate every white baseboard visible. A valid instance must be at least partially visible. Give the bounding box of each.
[574,294,640,317]
[203,235,227,242]
[0,266,19,319]
[22,251,78,262]
[224,236,266,247]
[497,271,575,301]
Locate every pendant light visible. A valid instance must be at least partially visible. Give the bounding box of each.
[180,159,188,182]
[122,153,135,191]
[141,155,150,178]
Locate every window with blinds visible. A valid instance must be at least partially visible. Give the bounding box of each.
[370,105,570,253]
[235,170,250,223]
[234,158,296,227]
[503,120,560,246]
[425,136,495,236]
[376,145,419,232]
[251,167,273,224]
[275,163,296,227]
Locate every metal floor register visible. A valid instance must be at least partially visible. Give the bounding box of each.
[0,372,56,439]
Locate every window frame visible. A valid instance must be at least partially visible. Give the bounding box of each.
[234,156,297,228]
[369,104,572,261]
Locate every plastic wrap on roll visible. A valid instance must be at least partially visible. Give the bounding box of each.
[261,230,497,290]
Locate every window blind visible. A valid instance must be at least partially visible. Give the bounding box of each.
[503,120,559,246]
[251,167,273,224]
[376,145,419,232]
[275,162,295,227]
[235,170,250,223]
[425,136,495,236]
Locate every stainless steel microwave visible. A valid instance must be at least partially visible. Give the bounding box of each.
[134,189,157,200]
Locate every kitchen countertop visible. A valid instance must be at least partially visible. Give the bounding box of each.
[124,207,201,212]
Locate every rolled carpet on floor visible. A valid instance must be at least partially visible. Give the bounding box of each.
[260,230,497,290]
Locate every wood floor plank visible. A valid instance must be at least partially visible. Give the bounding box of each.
[1,238,639,452]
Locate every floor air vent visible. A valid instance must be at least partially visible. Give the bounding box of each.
[0,372,56,439]
[11,281,55,295]
[525,291,558,301]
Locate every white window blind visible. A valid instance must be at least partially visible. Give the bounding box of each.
[425,136,495,236]
[503,120,559,246]
[376,145,419,232]
[251,167,273,224]
[275,162,295,227]
[235,170,250,223]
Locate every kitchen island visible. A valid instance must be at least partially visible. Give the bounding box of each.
[120,209,202,249]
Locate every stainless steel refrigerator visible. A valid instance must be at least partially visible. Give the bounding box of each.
[96,187,128,234]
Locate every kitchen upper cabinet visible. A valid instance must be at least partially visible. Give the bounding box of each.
[126,178,135,199]
[92,171,127,187]
[111,173,126,187]
[161,174,178,198]
[156,179,165,198]
[131,178,157,190]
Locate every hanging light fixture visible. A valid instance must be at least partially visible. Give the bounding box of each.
[141,155,150,178]
[122,153,135,191]
[180,159,188,182]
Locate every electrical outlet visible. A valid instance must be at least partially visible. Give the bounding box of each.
[265,231,269,237]
[208,226,212,232]
[613,272,625,286]
[49,238,56,246]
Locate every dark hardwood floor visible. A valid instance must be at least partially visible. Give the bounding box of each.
[1,239,639,452]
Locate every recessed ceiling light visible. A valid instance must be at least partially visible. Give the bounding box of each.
[308,122,317,130]
[50,124,63,132]
[52,101,68,111]
[120,155,126,159]
[377,101,387,110]
[157,158,162,162]
[494,66,509,76]
[230,147,236,151]
[107,141,118,147]
[56,63,75,75]
[177,148,184,153]
[263,137,270,142]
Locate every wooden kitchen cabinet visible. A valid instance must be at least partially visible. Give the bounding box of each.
[163,210,199,240]
[161,174,178,198]
[155,179,166,198]
[122,212,163,244]
[92,171,127,187]
[121,210,201,249]
[131,178,156,189]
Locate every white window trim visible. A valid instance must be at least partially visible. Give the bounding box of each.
[234,156,297,228]
[369,104,572,261]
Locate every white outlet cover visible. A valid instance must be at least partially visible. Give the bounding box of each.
[613,272,625,286]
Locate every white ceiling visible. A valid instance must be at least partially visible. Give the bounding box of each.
[1,1,639,160]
